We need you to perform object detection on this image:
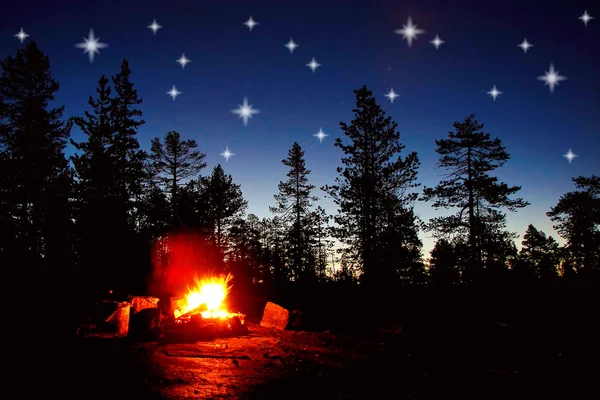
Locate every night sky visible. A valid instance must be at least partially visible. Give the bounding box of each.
[1,0,598,257]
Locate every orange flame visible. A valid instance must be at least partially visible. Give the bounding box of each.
[174,274,234,319]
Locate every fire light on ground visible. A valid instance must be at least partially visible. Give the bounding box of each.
[174,274,235,320]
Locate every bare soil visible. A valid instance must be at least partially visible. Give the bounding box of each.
[48,318,597,399]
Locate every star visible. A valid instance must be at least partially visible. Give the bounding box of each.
[563,148,578,164]
[285,38,299,53]
[518,38,533,53]
[244,16,258,31]
[176,53,191,69]
[148,19,162,34]
[231,97,260,127]
[220,147,235,162]
[15,28,29,44]
[74,29,108,63]
[385,88,399,103]
[307,58,321,73]
[537,64,567,93]
[579,10,594,26]
[166,85,181,100]
[394,16,425,47]
[314,128,328,143]
[430,34,445,49]
[487,85,502,101]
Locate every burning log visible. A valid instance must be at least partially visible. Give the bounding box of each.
[161,274,248,342]
[169,297,186,318]
[175,303,208,321]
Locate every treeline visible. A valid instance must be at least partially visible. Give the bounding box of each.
[1,42,599,307]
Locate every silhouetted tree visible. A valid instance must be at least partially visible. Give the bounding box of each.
[518,224,559,281]
[149,131,207,226]
[138,179,170,242]
[323,85,420,289]
[478,211,517,283]
[228,215,266,294]
[420,115,529,283]
[71,74,123,293]
[311,206,333,282]
[429,239,460,286]
[547,175,600,275]
[380,205,424,284]
[270,142,319,282]
[262,216,290,285]
[0,41,73,278]
[198,164,248,254]
[109,59,147,230]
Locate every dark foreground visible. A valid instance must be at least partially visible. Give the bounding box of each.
[47,314,598,400]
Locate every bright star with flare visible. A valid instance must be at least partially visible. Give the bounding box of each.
[166,85,181,100]
[394,16,425,47]
[563,149,578,164]
[430,35,444,49]
[231,97,260,127]
[579,10,594,26]
[74,29,108,63]
[518,38,533,53]
[487,85,502,101]
[537,64,567,93]
[148,20,162,34]
[220,147,235,162]
[176,54,191,69]
[244,16,258,31]
[314,128,328,143]
[15,28,29,43]
[307,58,321,73]
[385,88,399,103]
[285,38,299,53]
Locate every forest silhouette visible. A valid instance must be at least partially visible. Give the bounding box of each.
[2,42,598,343]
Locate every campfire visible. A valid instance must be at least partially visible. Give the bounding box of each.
[165,274,248,341]
[174,274,235,320]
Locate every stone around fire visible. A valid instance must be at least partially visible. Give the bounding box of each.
[260,302,290,330]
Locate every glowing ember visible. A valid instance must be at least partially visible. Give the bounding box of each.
[174,274,234,320]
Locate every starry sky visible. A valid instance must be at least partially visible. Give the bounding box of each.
[1,0,598,258]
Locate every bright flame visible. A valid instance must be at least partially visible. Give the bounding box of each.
[175,274,233,319]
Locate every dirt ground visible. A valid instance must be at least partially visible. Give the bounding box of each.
[50,317,598,400]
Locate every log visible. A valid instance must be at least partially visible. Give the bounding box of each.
[176,303,208,320]
[169,297,186,317]
[260,301,290,330]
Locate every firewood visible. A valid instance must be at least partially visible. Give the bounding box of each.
[175,303,208,320]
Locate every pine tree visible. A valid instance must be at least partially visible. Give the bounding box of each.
[323,85,420,288]
[428,239,460,286]
[518,224,559,281]
[71,74,119,292]
[547,175,600,274]
[420,115,529,283]
[198,164,248,254]
[109,59,147,231]
[149,131,207,226]
[0,41,73,274]
[270,142,318,282]
[311,206,332,282]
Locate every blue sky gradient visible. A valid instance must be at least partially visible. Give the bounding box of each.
[1,0,598,257]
